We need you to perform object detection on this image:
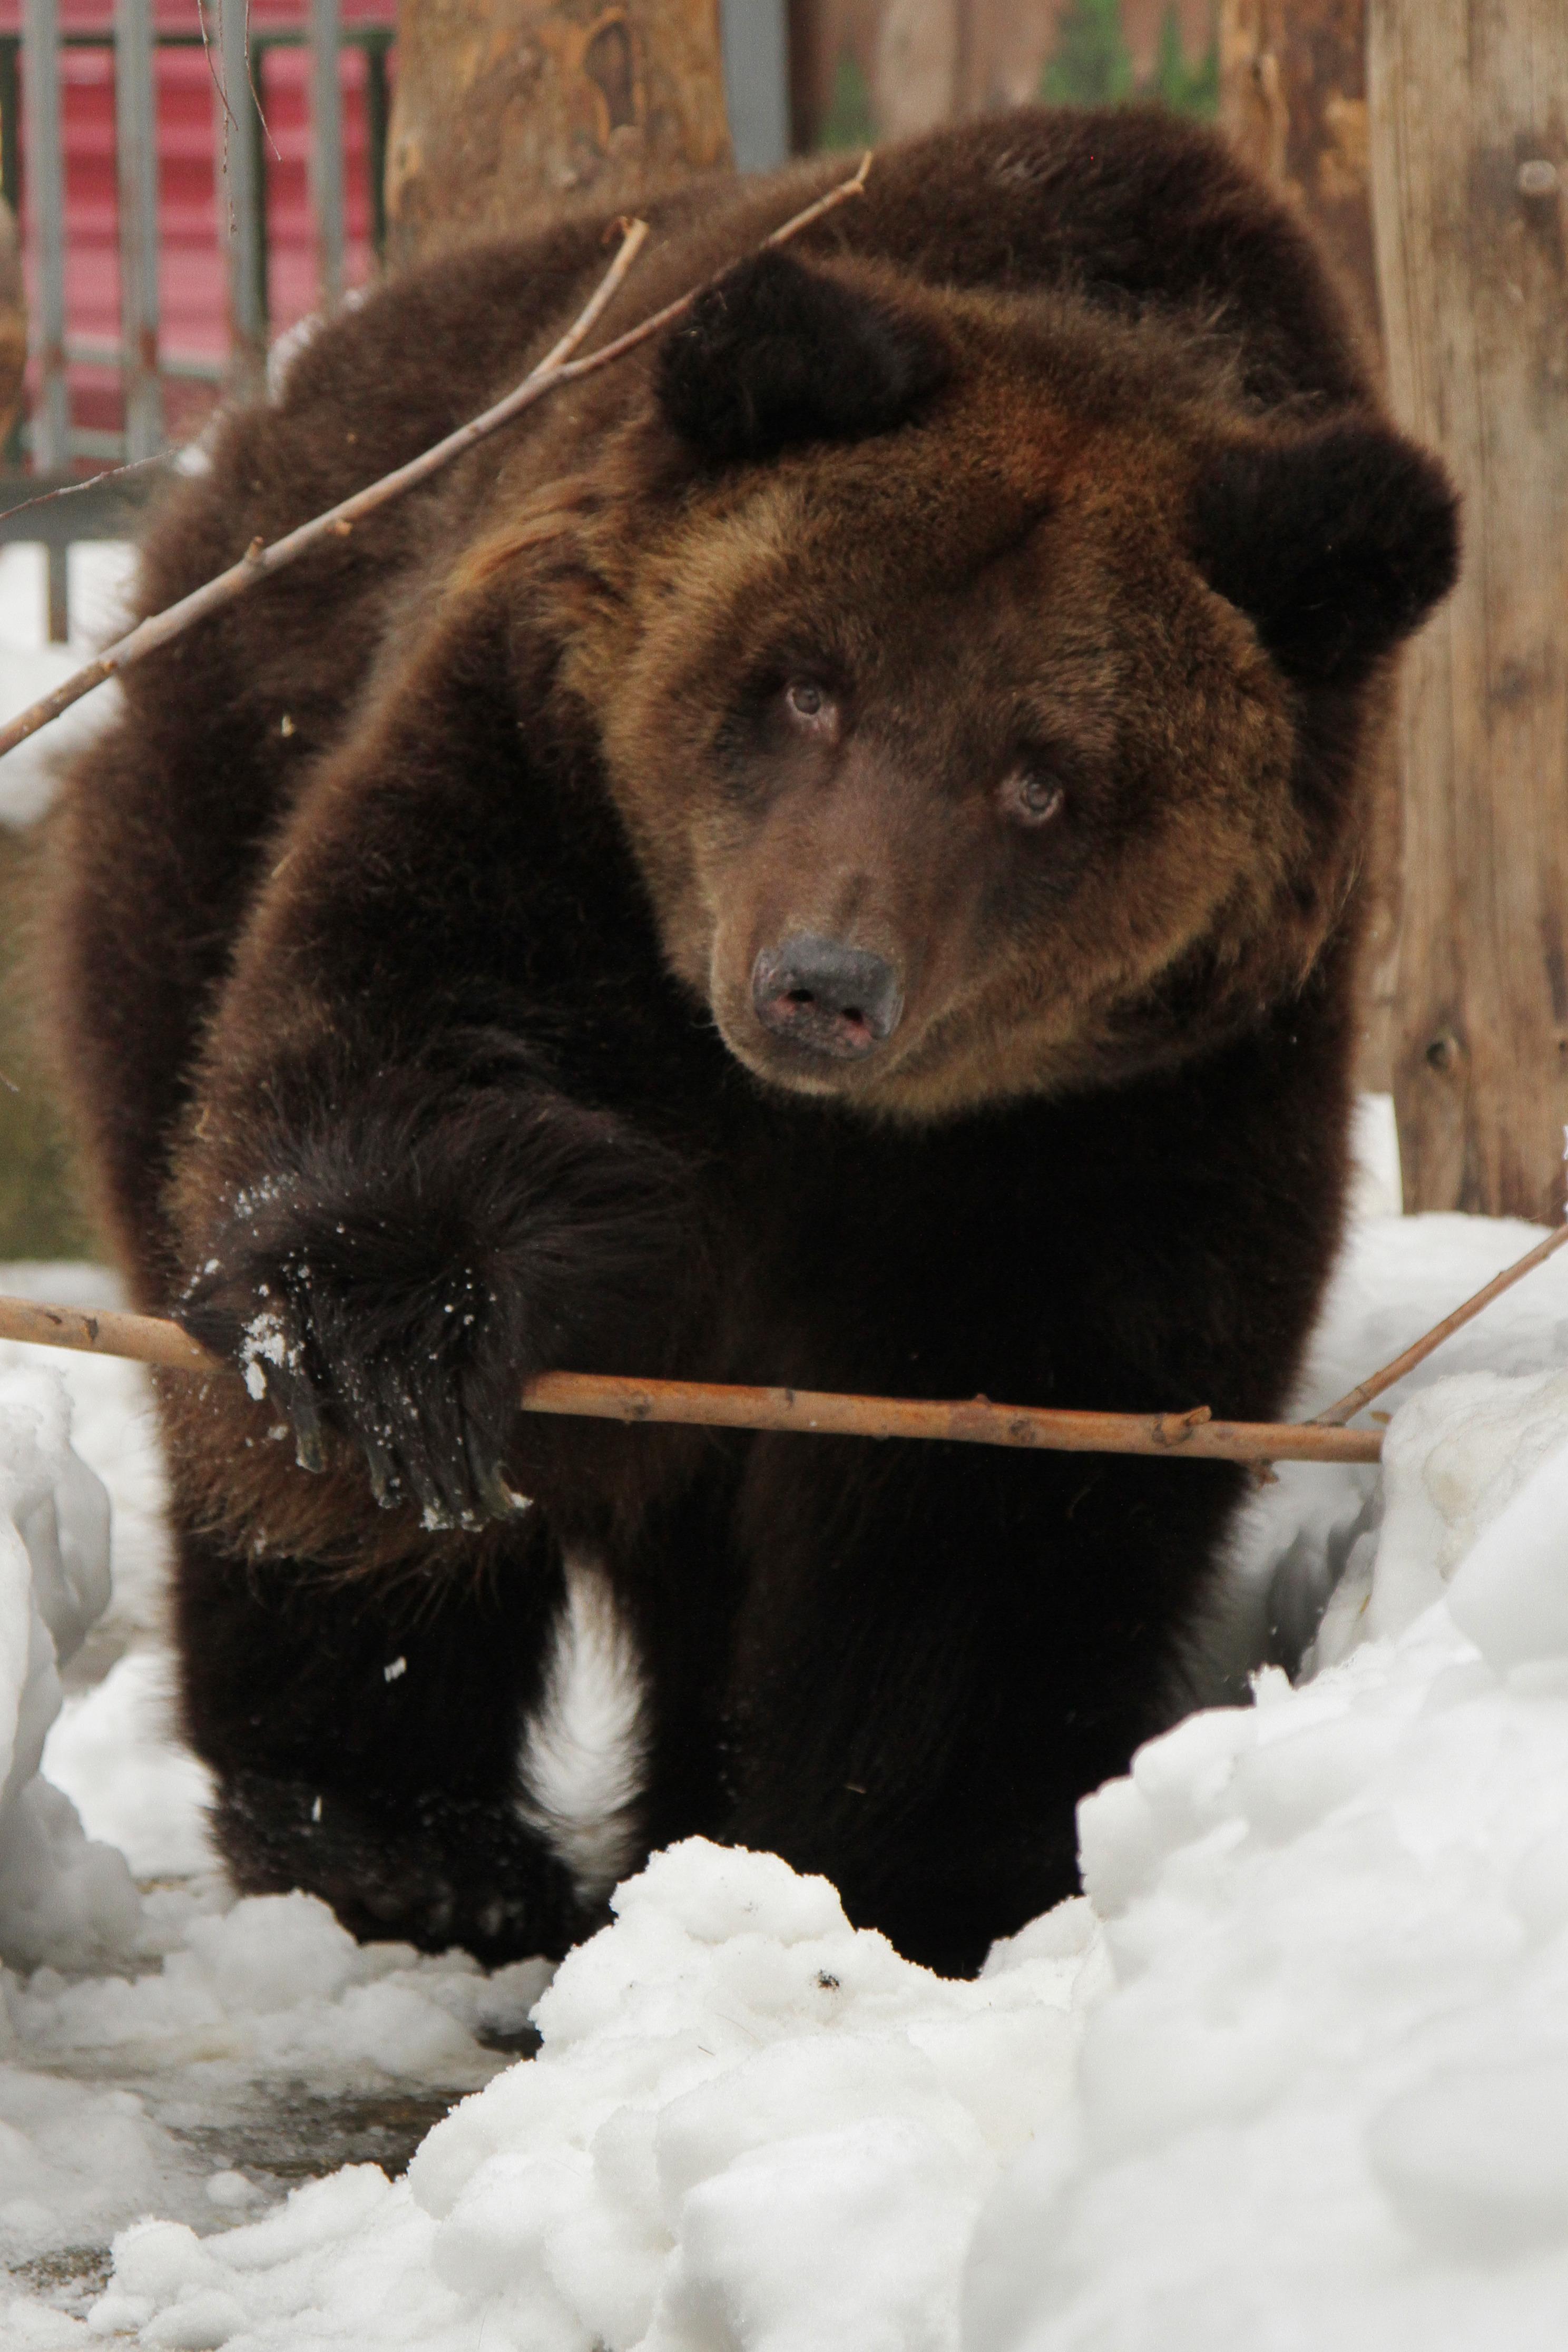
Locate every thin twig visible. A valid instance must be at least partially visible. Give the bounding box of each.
[1311,1217,1568,1427]
[0,1291,1381,1464]
[0,452,169,528]
[0,217,648,758]
[0,155,873,766]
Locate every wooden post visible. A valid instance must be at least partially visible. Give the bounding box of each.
[1369,0,1568,1220]
[384,0,733,263]
[1217,1,1412,1100]
[870,0,957,136]
[1218,1,1377,351]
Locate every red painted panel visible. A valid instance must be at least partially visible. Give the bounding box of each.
[12,1,395,449]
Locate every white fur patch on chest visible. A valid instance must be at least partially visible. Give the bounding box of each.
[515,1553,649,1906]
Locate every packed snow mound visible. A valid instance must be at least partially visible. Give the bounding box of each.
[42,1648,213,1881]
[92,1365,1568,2352]
[969,1372,1568,2350]
[0,1261,173,1651]
[0,1364,138,1969]
[89,1840,1101,2350]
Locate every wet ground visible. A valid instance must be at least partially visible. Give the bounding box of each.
[8,2019,541,2322]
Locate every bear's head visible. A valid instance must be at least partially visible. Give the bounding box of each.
[535,249,1458,1120]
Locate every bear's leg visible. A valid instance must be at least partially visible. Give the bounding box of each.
[175,1513,587,1964]
[608,1450,751,1861]
[721,1436,1228,1977]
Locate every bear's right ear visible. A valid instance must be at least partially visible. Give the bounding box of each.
[1192,416,1460,688]
[656,249,949,463]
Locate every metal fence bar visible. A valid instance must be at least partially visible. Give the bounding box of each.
[310,0,344,310]
[720,0,789,173]
[114,0,162,460]
[363,32,389,261]
[8,4,380,576]
[213,0,264,395]
[22,0,69,635]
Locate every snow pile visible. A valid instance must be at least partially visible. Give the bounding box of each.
[1230,1209,1568,1673]
[967,1368,1568,2349]
[87,1841,1099,2350]
[0,1363,138,1969]
[13,1886,550,2095]
[87,1358,1568,2352]
[0,1263,205,1881]
[42,1648,212,1881]
[0,1261,173,1653]
[0,1880,551,2324]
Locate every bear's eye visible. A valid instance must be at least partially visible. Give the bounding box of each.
[784,679,838,737]
[1003,768,1066,828]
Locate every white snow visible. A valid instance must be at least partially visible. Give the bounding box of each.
[0,544,136,831]
[2,1181,1568,2340]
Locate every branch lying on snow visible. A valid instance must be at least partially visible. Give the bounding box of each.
[1310,1217,1568,1427]
[2,1218,1562,1467]
[0,152,874,765]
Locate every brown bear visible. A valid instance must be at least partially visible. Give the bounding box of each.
[43,105,1457,1977]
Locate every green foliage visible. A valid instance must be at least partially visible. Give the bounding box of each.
[1041,1,1219,121]
[817,53,875,154]
[1041,0,1134,109]
[1148,5,1219,117]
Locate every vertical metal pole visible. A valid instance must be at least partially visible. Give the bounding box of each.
[309,0,343,311]
[720,0,790,173]
[213,0,264,395]
[364,35,389,266]
[0,39,22,213]
[114,0,162,460]
[22,0,68,636]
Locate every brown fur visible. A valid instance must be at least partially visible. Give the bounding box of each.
[39,106,1458,1973]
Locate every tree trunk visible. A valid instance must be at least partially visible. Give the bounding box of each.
[870,0,957,136]
[1369,0,1568,1222]
[1218,0,1377,353]
[385,0,733,266]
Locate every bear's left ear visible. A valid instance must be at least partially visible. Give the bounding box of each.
[656,248,950,462]
[1192,417,1460,687]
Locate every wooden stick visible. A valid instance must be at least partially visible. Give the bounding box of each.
[0,1290,1381,1464]
[0,154,873,765]
[0,1295,212,1371]
[1311,1218,1568,1427]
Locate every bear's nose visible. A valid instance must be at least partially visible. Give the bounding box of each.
[751,935,904,1059]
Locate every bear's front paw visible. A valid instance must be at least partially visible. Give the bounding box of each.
[181,1236,532,1530]
[175,1084,710,1528]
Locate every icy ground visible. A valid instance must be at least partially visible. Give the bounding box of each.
[0,1201,1567,2348]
